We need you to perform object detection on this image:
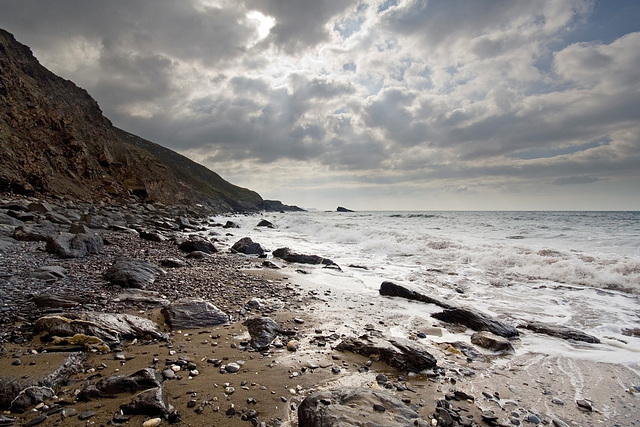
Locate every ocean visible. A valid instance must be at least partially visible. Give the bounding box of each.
[213,210,640,369]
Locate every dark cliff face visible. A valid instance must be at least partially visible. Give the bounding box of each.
[0,29,264,212]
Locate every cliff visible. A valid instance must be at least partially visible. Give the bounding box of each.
[0,29,278,212]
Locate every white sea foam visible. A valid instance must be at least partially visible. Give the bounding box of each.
[213,211,640,366]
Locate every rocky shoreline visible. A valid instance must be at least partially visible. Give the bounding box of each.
[1,196,639,426]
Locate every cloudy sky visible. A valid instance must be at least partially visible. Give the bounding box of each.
[2,0,639,210]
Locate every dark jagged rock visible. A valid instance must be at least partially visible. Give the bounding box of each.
[243,317,280,350]
[10,386,55,413]
[272,247,338,268]
[232,237,265,255]
[45,232,104,258]
[178,238,217,254]
[120,387,177,421]
[78,368,163,401]
[379,281,452,309]
[298,388,429,427]
[103,258,165,288]
[431,308,519,338]
[470,331,515,352]
[335,337,437,373]
[336,206,354,212]
[161,298,229,330]
[521,321,600,343]
[159,258,186,268]
[139,230,167,242]
[223,220,240,229]
[257,219,274,228]
[0,352,86,410]
[12,224,54,242]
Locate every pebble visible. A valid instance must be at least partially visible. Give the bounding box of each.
[78,411,95,420]
[142,418,162,427]
[23,415,47,426]
[576,399,593,411]
[287,340,299,352]
[331,366,341,374]
[225,362,240,373]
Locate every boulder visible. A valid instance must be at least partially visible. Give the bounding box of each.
[272,247,338,267]
[160,258,186,268]
[335,337,437,373]
[256,219,274,228]
[78,368,163,401]
[298,388,428,427]
[12,224,53,242]
[223,221,240,229]
[27,202,52,213]
[161,298,229,330]
[470,331,515,352]
[521,321,600,343]
[139,230,167,243]
[336,206,354,212]
[379,281,452,309]
[178,238,217,254]
[243,317,280,350]
[120,387,178,422]
[232,237,265,255]
[431,308,519,338]
[45,232,104,258]
[10,386,55,413]
[103,258,165,288]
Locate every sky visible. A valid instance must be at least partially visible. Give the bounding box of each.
[2,0,639,210]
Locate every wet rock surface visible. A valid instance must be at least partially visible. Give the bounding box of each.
[299,388,429,426]
[432,308,519,338]
[335,336,437,372]
[521,321,600,343]
[273,247,339,268]
[379,280,452,309]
